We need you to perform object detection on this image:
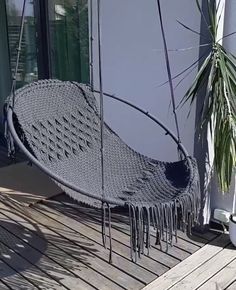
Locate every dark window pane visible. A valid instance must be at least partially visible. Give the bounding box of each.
[0,1,11,130]
[48,0,89,83]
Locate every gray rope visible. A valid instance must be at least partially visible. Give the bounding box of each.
[4,0,26,157]
[132,205,138,262]
[101,203,112,263]
[97,0,105,195]
[156,0,182,148]
[96,0,113,262]
[11,0,27,108]
[89,0,94,91]
[107,203,112,263]
[128,204,133,261]
[102,202,106,247]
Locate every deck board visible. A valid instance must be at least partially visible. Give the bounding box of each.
[142,234,230,290]
[54,195,202,259]
[0,206,99,290]
[0,214,85,289]
[198,258,236,290]
[0,194,219,290]
[170,243,236,289]
[32,203,162,283]
[0,204,137,290]
[227,279,236,290]
[0,257,37,290]
[0,221,67,289]
[40,200,179,270]
[0,279,12,290]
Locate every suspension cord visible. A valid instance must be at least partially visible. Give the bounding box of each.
[156,0,182,146]
[4,0,26,158]
[10,0,27,109]
[89,0,94,91]
[97,0,105,196]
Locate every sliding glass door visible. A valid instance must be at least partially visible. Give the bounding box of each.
[0,0,89,133]
[48,0,89,82]
[6,0,38,88]
[0,0,11,132]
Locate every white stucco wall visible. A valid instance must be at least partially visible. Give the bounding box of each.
[91,0,201,161]
[210,0,236,214]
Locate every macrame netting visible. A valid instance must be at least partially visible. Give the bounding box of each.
[6,79,200,261]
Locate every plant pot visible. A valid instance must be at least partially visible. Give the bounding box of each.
[229,214,236,247]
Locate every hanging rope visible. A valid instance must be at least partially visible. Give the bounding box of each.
[4,0,26,157]
[97,0,105,196]
[10,0,27,108]
[156,0,182,147]
[89,0,94,91]
[96,0,113,262]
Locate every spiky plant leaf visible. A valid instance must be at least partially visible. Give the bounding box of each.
[182,0,236,192]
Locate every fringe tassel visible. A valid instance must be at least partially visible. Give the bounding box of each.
[3,104,15,158]
[101,202,113,263]
[125,173,200,262]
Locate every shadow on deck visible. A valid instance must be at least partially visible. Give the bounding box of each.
[0,193,223,290]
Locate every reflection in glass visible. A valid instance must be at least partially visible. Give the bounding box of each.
[48,0,89,83]
[6,0,38,88]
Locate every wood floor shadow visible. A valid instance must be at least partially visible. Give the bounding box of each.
[0,206,100,289]
[50,194,225,250]
[0,219,46,279]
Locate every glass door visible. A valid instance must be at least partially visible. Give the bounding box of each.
[6,0,38,88]
[48,0,89,83]
[0,0,90,136]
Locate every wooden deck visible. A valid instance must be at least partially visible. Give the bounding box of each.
[0,193,232,290]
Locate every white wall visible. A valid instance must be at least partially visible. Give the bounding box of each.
[210,0,236,214]
[91,0,201,161]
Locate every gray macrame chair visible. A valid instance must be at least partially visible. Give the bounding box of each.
[5,0,200,263]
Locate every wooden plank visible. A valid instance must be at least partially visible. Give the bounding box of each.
[49,198,190,262]
[54,196,200,257]
[0,208,154,286]
[0,223,67,290]
[0,202,143,290]
[227,280,236,290]
[111,214,201,253]
[0,257,37,290]
[142,234,230,290]
[191,229,219,242]
[28,208,147,290]
[0,205,129,290]
[55,194,218,243]
[198,257,236,290]
[39,201,176,271]
[174,230,209,247]
[170,243,236,289]
[34,202,167,278]
[0,215,98,290]
[0,280,12,290]
[0,209,101,290]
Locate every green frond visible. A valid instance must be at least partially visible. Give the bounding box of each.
[182,0,236,192]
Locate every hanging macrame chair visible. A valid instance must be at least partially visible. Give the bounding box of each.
[5,0,200,262]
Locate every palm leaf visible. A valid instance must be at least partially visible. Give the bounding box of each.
[181,1,236,192]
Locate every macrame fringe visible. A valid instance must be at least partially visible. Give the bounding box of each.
[102,202,113,263]
[3,103,15,158]
[102,176,200,264]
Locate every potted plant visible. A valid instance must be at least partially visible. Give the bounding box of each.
[229,214,236,246]
[180,1,236,237]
